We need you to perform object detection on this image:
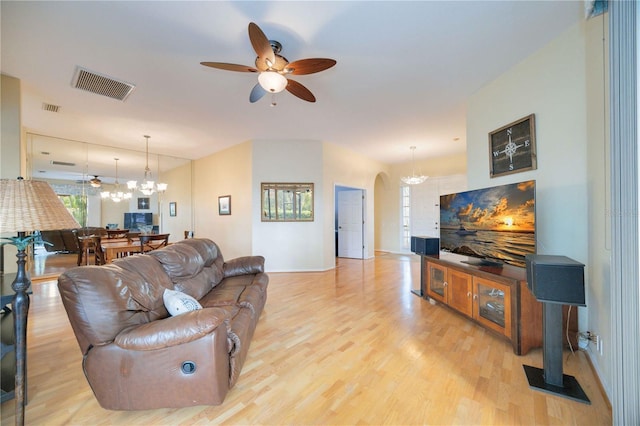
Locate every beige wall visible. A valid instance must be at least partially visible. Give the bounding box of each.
[252,140,324,272]
[1,74,22,180]
[584,14,611,397]
[99,191,130,229]
[160,161,193,242]
[467,19,611,396]
[193,141,252,260]
[322,142,389,267]
[1,74,22,273]
[376,152,467,253]
[468,21,589,264]
[192,139,388,272]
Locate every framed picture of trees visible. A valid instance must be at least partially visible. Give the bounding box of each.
[261,183,314,222]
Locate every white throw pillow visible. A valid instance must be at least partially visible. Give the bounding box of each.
[163,288,202,316]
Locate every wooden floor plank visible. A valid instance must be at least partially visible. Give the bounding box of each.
[1,252,611,425]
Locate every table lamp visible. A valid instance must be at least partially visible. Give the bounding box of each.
[0,178,80,425]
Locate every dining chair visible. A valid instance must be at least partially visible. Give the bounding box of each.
[91,235,107,265]
[74,230,95,266]
[126,231,141,242]
[139,234,170,252]
[106,229,129,239]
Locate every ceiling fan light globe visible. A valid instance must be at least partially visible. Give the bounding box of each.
[258,71,287,93]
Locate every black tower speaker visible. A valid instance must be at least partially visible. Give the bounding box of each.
[523,254,590,404]
[410,236,439,255]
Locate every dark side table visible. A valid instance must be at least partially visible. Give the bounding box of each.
[1,273,32,403]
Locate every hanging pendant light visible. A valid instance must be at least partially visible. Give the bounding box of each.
[127,135,168,195]
[401,146,428,185]
[101,158,132,202]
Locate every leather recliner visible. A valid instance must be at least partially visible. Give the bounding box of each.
[57,238,268,410]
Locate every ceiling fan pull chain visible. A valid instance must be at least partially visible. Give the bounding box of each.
[270,94,277,107]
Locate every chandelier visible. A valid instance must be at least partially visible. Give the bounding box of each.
[127,135,168,196]
[400,146,428,185]
[101,158,132,202]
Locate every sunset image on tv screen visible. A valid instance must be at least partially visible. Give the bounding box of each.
[439,180,535,267]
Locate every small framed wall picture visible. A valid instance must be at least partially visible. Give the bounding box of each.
[489,114,537,178]
[169,202,177,217]
[138,197,150,209]
[218,195,231,215]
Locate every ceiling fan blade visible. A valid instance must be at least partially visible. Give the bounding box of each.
[286,58,337,75]
[286,79,316,103]
[248,22,275,66]
[249,83,267,103]
[200,62,258,73]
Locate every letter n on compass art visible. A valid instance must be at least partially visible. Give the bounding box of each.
[489,114,537,178]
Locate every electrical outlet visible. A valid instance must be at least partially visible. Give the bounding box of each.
[578,331,602,353]
[578,333,590,349]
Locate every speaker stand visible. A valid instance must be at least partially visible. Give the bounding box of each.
[411,255,427,297]
[523,302,590,404]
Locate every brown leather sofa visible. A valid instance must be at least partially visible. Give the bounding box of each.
[57,238,268,410]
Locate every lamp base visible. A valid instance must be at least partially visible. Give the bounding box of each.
[523,365,591,404]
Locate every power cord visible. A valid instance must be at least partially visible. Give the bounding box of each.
[566,305,575,362]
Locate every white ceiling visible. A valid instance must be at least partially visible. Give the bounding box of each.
[2,1,584,179]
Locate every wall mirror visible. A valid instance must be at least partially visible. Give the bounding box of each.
[25,133,192,233]
[261,182,314,222]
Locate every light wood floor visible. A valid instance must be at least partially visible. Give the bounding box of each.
[1,253,611,425]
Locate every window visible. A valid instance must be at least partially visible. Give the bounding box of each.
[59,194,87,227]
[401,185,411,249]
[261,183,314,222]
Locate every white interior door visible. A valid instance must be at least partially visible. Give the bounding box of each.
[411,174,467,238]
[338,190,364,259]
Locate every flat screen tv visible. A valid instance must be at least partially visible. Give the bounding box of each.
[124,212,152,232]
[439,180,536,268]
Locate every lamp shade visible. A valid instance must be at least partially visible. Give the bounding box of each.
[0,178,80,232]
[258,71,288,93]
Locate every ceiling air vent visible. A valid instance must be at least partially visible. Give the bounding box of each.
[42,103,61,112]
[71,66,136,101]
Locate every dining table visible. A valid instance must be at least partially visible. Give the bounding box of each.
[100,238,143,263]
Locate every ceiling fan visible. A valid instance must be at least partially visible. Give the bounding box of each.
[89,175,102,188]
[201,22,336,104]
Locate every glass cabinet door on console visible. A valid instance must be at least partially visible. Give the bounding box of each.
[473,277,512,339]
[427,262,447,303]
[422,255,541,355]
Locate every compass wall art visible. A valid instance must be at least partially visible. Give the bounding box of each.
[489,114,537,178]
